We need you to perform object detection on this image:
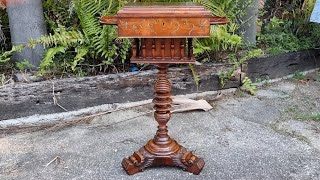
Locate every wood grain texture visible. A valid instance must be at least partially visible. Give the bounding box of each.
[117,18,210,38]
[131,38,194,64]
[122,64,204,175]
[244,49,320,81]
[100,2,228,38]
[102,2,228,175]
[0,64,236,120]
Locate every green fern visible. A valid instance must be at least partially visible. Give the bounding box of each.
[74,0,129,63]
[37,28,85,48]
[0,45,24,63]
[1,0,130,75]
[40,46,66,74]
[0,27,84,64]
[2,0,252,77]
[72,47,88,71]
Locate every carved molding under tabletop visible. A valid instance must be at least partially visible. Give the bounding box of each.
[131,38,194,64]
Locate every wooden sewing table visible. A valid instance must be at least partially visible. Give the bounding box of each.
[101,2,227,175]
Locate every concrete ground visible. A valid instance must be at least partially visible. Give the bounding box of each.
[1,72,320,180]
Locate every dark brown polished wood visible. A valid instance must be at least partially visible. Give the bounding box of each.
[100,2,228,38]
[131,38,194,64]
[121,64,205,175]
[101,2,227,175]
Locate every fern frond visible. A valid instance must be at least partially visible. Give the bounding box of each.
[193,0,225,16]
[74,0,121,61]
[72,46,88,71]
[0,45,24,63]
[242,77,257,95]
[40,46,67,74]
[37,28,85,48]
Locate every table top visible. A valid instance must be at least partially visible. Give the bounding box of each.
[122,2,204,7]
[116,2,212,18]
[100,2,228,38]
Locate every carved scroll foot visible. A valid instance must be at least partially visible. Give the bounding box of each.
[121,151,146,175]
[121,139,205,175]
[181,150,205,175]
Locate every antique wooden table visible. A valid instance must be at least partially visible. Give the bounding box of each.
[101,2,227,175]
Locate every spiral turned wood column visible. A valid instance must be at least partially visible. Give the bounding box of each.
[122,64,205,175]
[152,64,172,145]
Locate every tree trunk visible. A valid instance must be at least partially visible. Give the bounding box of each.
[6,0,47,67]
[240,0,260,46]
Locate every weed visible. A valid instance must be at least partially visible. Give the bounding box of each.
[270,122,311,144]
[316,71,320,82]
[188,64,200,91]
[296,113,320,121]
[16,60,34,71]
[0,73,5,86]
[255,76,271,86]
[236,89,246,97]
[241,77,257,95]
[292,71,305,80]
[219,49,262,87]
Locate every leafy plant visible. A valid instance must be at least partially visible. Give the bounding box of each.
[292,71,306,80]
[0,5,8,50]
[297,112,320,121]
[188,64,201,91]
[241,77,257,95]
[255,76,271,86]
[0,45,24,63]
[257,16,317,55]
[259,0,320,55]
[194,24,242,57]
[193,0,251,60]
[0,4,11,73]
[219,49,263,87]
[16,60,35,71]
[43,0,78,31]
[2,0,317,81]
[1,0,131,76]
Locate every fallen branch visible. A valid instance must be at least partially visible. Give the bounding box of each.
[45,156,61,167]
[52,82,68,112]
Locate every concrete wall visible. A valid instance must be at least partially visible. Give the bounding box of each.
[6,0,47,67]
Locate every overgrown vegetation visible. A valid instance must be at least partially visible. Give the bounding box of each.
[0,0,254,78]
[0,0,319,84]
[193,0,248,58]
[258,0,320,55]
[1,0,131,77]
[0,5,13,86]
[219,49,263,87]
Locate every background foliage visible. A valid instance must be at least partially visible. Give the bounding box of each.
[258,0,320,55]
[0,0,319,80]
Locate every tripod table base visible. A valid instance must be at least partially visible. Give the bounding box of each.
[122,138,205,175]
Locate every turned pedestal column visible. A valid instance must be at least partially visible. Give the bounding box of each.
[122,64,205,175]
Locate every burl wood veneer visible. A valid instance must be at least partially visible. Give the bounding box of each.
[100,2,227,175]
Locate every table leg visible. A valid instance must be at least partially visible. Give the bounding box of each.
[122,64,205,175]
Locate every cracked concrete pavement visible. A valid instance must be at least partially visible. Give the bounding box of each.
[1,71,320,180]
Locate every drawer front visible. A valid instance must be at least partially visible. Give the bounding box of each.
[117,18,211,38]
